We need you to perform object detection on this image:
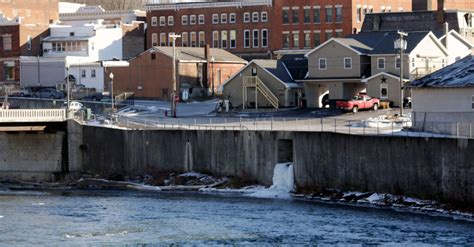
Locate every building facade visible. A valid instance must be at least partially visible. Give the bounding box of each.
[0,0,59,85]
[145,0,412,60]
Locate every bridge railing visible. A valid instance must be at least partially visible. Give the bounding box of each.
[0,109,66,122]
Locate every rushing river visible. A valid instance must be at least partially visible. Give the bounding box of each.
[0,189,473,245]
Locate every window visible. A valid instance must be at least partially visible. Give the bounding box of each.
[221,31,228,49]
[253,29,259,48]
[395,57,401,69]
[230,30,236,49]
[411,57,415,67]
[244,30,250,48]
[182,15,188,25]
[168,33,175,47]
[27,35,32,50]
[261,29,268,48]
[304,32,311,48]
[199,31,205,47]
[190,32,197,47]
[282,8,289,24]
[182,32,188,47]
[152,33,158,46]
[213,31,219,48]
[151,16,157,26]
[261,12,268,22]
[377,58,385,69]
[325,30,333,41]
[319,58,327,70]
[230,13,236,23]
[159,16,166,26]
[212,14,219,24]
[190,15,197,25]
[380,84,388,100]
[91,69,96,78]
[344,57,352,69]
[282,32,290,48]
[244,12,250,23]
[168,16,174,26]
[314,6,320,23]
[325,6,333,23]
[198,14,205,24]
[3,61,14,81]
[81,69,86,78]
[160,33,166,46]
[304,8,311,23]
[221,13,228,23]
[357,7,362,22]
[292,8,299,23]
[335,30,343,38]
[252,12,259,22]
[335,6,342,22]
[293,32,299,48]
[363,6,368,16]
[314,32,321,46]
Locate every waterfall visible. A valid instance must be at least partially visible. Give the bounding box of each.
[250,163,295,199]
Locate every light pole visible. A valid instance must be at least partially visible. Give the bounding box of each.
[394,31,407,117]
[169,33,181,118]
[109,72,114,111]
[210,56,215,96]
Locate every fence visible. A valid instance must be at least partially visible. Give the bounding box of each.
[88,115,469,139]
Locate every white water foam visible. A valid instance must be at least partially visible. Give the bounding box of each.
[249,163,295,199]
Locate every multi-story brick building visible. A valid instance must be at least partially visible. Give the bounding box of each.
[145,0,412,60]
[413,0,474,11]
[0,0,59,85]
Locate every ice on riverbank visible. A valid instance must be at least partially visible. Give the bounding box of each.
[249,163,295,199]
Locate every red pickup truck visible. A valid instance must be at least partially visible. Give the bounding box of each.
[336,95,380,113]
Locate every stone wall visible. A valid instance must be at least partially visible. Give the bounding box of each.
[0,131,66,181]
[72,122,474,205]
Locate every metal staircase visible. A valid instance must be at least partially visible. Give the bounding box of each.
[243,76,279,109]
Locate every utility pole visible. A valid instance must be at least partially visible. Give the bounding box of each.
[66,65,70,118]
[395,31,408,117]
[169,33,181,118]
[109,72,114,111]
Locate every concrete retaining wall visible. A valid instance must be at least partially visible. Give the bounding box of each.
[72,122,474,205]
[0,131,67,181]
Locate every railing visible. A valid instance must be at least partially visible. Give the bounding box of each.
[102,115,472,139]
[243,76,279,109]
[0,109,66,123]
[411,67,434,79]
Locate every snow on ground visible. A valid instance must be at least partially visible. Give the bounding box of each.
[352,114,412,129]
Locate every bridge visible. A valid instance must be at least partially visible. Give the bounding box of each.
[0,109,67,123]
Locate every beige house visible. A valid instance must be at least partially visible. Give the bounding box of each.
[302,29,472,108]
[222,60,301,109]
[407,55,474,136]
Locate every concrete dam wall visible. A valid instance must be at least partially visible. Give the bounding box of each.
[71,122,474,205]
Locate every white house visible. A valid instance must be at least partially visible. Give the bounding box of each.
[407,55,474,137]
[42,21,123,61]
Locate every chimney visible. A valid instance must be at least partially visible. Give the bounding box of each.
[436,0,445,23]
[442,22,449,48]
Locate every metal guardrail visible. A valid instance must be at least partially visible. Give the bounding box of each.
[107,115,473,139]
[0,109,66,123]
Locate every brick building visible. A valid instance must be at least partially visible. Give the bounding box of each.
[0,0,59,84]
[105,46,247,100]
[413,0,474,11]
[145,0,412,60]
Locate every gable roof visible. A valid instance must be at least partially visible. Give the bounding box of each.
[222,59,301,89]
[143,46,247,64]
[437,30,474,49]
[361,72,410,83]
[369,31,431,55]
[279,54,308,80]
[407,55,474,88]
[305,38,371,57]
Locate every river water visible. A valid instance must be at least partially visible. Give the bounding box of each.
[0,190,473,245]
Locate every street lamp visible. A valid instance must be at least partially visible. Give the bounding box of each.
[394,31,407,117]
[169,33,181,118]
[210,56,215,96]
[109,72,114,111]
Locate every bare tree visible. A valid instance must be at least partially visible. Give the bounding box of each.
[68,0,147,10]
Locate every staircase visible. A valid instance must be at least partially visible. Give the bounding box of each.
[243,76,279,109]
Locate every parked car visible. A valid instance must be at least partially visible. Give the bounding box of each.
[9,89,32,97]
[80,92,103,102]
[32,88,66,99]
[336,95,380,113]
[62,101,84,111]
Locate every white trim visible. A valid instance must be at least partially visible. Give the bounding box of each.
[243,12,250,23]
[361,72,409,83]
[305,38,363,58]
[212,14,219,24]
[439,30,474,49]
[319,58,327,70]
[380,83,388,100]
[181,15,188,25]
[229,13,236,23]
[198,14,205,24]
[377,58,385,70]
[281,62,294,81]
[344,57,352,69]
